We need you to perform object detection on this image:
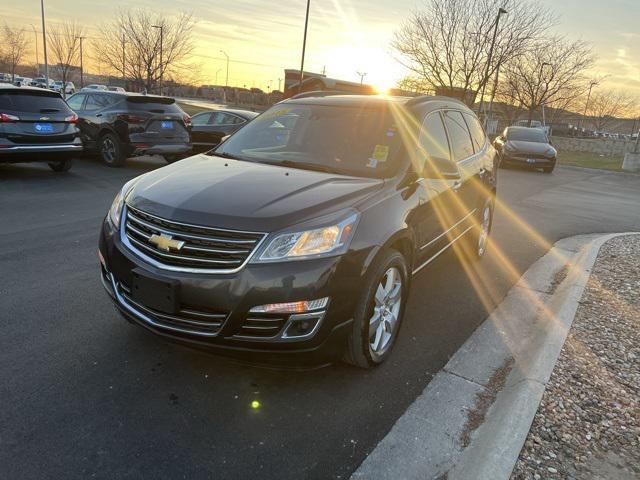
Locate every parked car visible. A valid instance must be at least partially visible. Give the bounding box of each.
[32,77,55,89]
[106,86,126,93]
[53,81,75,95]
[98,94,497,367]
[0,85,82,171]
[191,108,258,153]
[13,77,33,88]
[66,91,191,166]
[494,126,557,173]
[81,84,108,91]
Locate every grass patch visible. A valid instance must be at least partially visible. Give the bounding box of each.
[557,150,624,172]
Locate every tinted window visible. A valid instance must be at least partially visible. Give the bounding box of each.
[0,91,71,113]
[507,127,548,143]
[66,93,85,111]
[419,112,451,167]
[464,113,486,152]
[216,104,403,179]
[211,112,241,125]
[443,110,474,162]
[126,97,182,114]
[192,112,211,126]
[84,93,112,111]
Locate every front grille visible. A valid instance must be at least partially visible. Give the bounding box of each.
[124,206,266,272]
[511,153,549,160]
[235,315,288,339]
[116,280,228,336]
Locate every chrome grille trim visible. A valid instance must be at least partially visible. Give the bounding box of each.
[121,205,268,274]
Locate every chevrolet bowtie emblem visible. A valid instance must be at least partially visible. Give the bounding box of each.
[149,233,185,252]
[40,116,50,121]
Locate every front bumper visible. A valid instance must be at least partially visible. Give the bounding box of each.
[99,217,362,365]
[503,154,555,167]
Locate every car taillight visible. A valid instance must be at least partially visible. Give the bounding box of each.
[183,114,192,127]
[65,113,78,124]
[116,114,148,124]
[0,113,19,122]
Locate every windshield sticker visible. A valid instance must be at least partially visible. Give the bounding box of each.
[366,158,378,168]
[372,144,390,162]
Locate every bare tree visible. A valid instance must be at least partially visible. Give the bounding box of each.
[392,0,554,105]
[498,36,596,125]
[586,89,637,132]
[47,22,84,98]
[2,24,30,82]
[92,9,195,92]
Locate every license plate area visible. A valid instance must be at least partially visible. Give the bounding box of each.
[161,121,173,129]
[130,269,179,314]
[527,158,536,164]
[34,123,54,133]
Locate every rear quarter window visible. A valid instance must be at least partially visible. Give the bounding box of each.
[0,91,72,113]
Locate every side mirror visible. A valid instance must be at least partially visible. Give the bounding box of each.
[422,155,460,180]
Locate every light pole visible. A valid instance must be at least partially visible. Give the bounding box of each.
[278,78,282,92]
[539,62,551,127]
[31,25,39,76]
[220,50,229,87]
[478,7,507,118]
[152,25,164,95]
[215,68,221,85]
[357,71,367,85]
[579,80,599,133]
[40,0,49,86]
[298,0,311,93]
[77,36,85,88]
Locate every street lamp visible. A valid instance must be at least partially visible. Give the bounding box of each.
[579,80,599,133]
[539,62,551,127]
[152,25,164,95]
[77,36,85,88]
[357,71,367,85]
[478,7,507,118]
[31,25,39,76]
[40,0,49,86]
[298,0,311,93]
[220,50,229,87]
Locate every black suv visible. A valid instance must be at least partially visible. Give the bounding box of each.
[99,94,497,368]
[66,91,191,167]
[0,85,82,171]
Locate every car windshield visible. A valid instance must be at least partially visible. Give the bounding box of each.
[507,128,547,143]
[214,103,404,178]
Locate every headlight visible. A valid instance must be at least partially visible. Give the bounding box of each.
[107,177,140,229]
[254,214,358,262]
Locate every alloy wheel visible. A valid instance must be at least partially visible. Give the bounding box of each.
[101,138,116,163]
[369,267,403,359]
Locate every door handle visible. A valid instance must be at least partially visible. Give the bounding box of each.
[96,113,103,118]
[453,180,463,192]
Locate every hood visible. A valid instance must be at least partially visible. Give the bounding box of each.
[506,140,555,156]
[126,154,384,232]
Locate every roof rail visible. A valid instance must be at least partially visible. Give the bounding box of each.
[405,94,469,108]
[289,90,355,100]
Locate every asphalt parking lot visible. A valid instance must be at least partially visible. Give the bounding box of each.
[2,157,640,480]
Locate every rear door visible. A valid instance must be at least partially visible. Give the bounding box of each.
[0,89,77,145]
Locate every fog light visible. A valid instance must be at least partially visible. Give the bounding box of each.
[249,297,329,314]
[282,313,323,339]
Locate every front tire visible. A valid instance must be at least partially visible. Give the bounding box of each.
[99,132,126,167]
[343,250,408,368]
[48,158,73,172]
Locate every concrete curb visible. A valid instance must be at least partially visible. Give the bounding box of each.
[351,232,640,480]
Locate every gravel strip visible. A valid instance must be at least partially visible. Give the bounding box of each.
[511,234,640,480]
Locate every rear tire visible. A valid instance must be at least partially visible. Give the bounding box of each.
[48,158,73,172]
[343,249,408,368]
[99,132,126,167]
[457,196,494,262]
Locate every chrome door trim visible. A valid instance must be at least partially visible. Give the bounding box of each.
[419,208,476,251]
[412,225,474,275]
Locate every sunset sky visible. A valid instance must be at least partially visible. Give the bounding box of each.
[4,0,640,95]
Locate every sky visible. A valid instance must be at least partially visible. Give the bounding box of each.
[4,0,640,96]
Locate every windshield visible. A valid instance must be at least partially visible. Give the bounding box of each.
[214,103,404,178]
[507,128,548,143]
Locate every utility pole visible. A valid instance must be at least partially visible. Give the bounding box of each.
[579,80,599,133]
[152,25,164,95]
[478,7,507,118]
[40,0,49,86]
[357,71,367,85]
[31,25,39,76]
[77,36,85,88]
[298,0,311,93]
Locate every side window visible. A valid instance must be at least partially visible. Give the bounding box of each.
[464,113,486,152]
[231,116,246,125]
[210,112,239,125]
[66,93,85,111]
[84,94,109,111]
[443,110,475,162]
[419,112,451,168]
[192,113,211,126]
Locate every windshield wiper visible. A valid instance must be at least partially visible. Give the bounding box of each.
[273,160,339,174]
[211,151,242,160]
